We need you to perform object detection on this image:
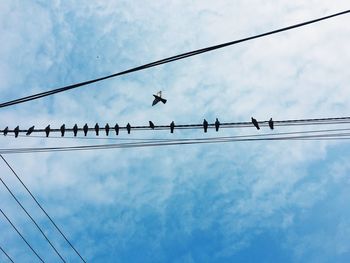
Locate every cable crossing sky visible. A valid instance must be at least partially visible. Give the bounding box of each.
[0,9,349,108]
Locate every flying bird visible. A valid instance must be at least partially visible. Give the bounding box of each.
[3,127,8,136]
[83,123,88,136]
[114,124,119,135]
[95,123,99,136]
[105,123,110,136]
[268,118,274,130]
[251,117,260,130]
[45,125,51,137]
[73,124,78,137]
[26,126,35,136]
[14,126,19,138]
[60,124,65,137]
[152,91,167,106]
[203,119,208,133]
[126,123,131,134]
[215,118,220,132]
[170,121,175,133]
[149,121,155,129]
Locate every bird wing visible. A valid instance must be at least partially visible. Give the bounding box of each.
[152,96,160,106]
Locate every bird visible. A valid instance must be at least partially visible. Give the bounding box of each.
[126,123,131,134]
[3,127,9,136]
[114,124,119,135]
[105,123,110,136]
[170,121,175,133]
[45,125,50,137]
[73,124,78,137]
[152,91,167,106]
[251,117,260,130]
[26,126,35,136]
[83,123,88,136]
[149,121,155,129]
[268,118,274,130]
[60,124,65,137]
[95,123,99,136]
[203,119,208,133]
[14,126,19,138]
[215,118,220,132]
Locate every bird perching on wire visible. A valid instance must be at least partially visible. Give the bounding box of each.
[251,117,260,130]
[203,119,208,133]
[152,91,167,106]
[26,126,35,136]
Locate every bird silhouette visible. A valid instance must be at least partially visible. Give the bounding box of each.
[114,124,119,135]
[73,124,78,137]
[126,123,131,134]
[45,125,50,137]
[105,123,110,136]
[152,91,167,106]
[14,126,19,138]
[268,118,274,130]
[251,117,260,130]
[95,123,99,136]
[26,126,35,136]
[203,119,208,133]
[83,124,88,136]
[170,121,175,133]
[3,127,9,136]
[60,124,65,137]
[149,121,155,129]
[215,118,220,132]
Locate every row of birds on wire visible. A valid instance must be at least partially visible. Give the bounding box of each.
[1,117,273,138]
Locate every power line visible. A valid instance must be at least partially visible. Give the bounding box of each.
[0,208,45,263]
[0,245,15,263]
[0,155,86,263]
[0,177,66,262]
[0,10,349,108]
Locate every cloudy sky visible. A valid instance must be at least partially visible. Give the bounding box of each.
[0,0,350,262]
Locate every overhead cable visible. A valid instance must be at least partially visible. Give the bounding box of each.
[0,10,349,108]
[0,245,14,263]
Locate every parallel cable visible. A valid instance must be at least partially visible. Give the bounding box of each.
[0,10,349,108]
[0,178,66,262]
[0,245,15,263]
[0,155,86,263]
[0,208,45,263]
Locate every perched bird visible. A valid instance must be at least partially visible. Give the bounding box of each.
[152,91,167,106]
[105,123,110,136]
[26,126,35,136]
[203,119,208,133]
[3,126,9,136]
[45,125,51,137]
[83,124,88,136]
[73,124,78,137]
[60,124,65,137]
[14,126,19,138]
[170,121,175,133]
[268,118,274,130]
[95,123,99,136]
[149,121,155,129]
[126,123,131,134]
[251,117,260,130]
[114,124,119,135]
[215,118,220,132]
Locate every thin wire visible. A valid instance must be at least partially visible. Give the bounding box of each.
[0,178,66,262]
[0,155,86,263]
[0,245,15,263]
[0,10,349,108]
[0,208,45,263]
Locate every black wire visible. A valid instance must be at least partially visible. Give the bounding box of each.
[0,10,349,108]
[0,155,86,263]
[0,245,15,263]
[0,177,66,262]
[0,208,45,263]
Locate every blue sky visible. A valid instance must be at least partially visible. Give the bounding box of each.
[1,1,350,262]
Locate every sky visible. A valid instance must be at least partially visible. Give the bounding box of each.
[0,0,350,262]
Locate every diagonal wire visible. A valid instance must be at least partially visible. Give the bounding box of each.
[0,177,66,262]
[0,208,45,263]
[0,155,86,263]
[0,9,349,108]
[0,245,15,263]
